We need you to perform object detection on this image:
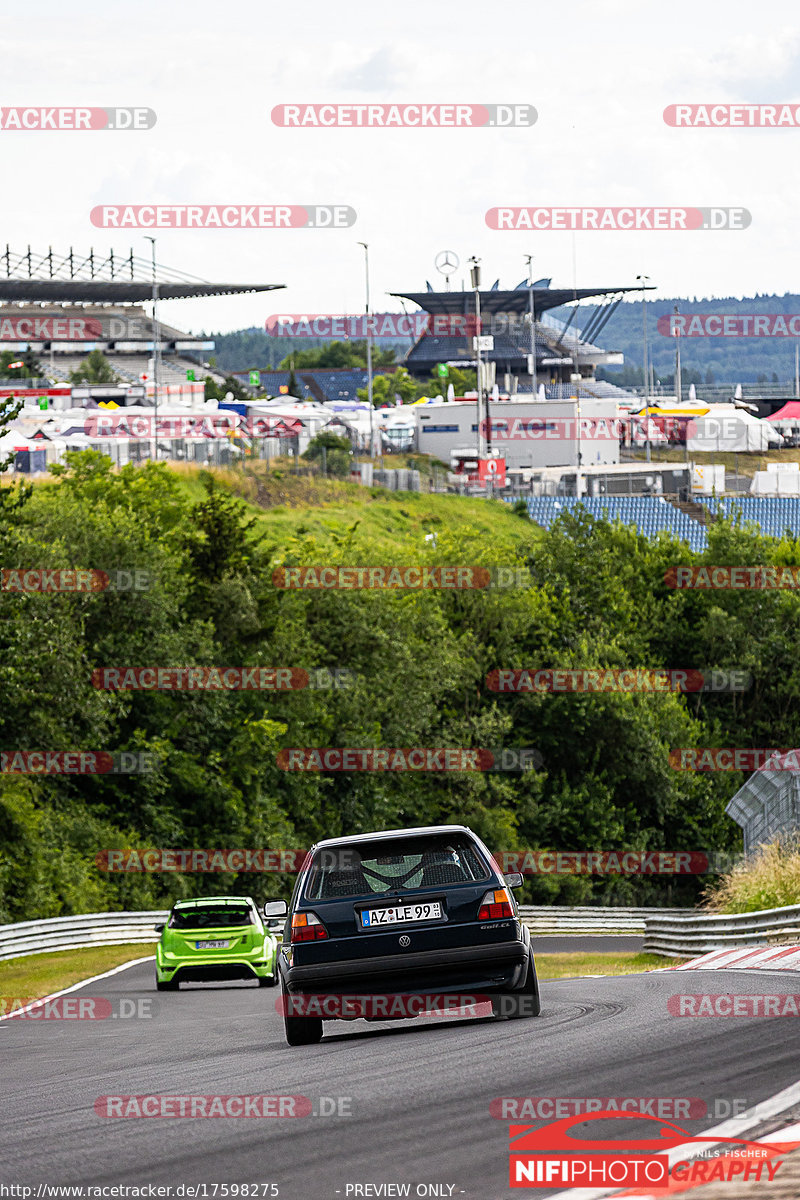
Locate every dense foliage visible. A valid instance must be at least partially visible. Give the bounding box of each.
[2,452,798,920]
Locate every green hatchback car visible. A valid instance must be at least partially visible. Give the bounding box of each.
[155,896,280,991]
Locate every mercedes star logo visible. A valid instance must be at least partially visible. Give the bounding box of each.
[399,935,411,948]
[435,250,459,275]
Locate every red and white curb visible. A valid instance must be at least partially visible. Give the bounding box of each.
[670,944,800,972]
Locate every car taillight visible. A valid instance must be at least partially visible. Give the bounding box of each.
[478,888,514,920]
[291,911,328,943]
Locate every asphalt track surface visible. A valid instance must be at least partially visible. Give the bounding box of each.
[2,956,800,1199]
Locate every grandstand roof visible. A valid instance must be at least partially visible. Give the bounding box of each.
[0,281,283,303]
[390,285,650,317]
[0,246,284,304]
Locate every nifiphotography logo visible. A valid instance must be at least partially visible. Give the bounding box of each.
[507,1110,797,1188]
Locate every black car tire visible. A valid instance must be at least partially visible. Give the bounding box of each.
[492,949,540,1019]
[156,977,179,992]
[281,981,323,1045]
[259,961,279,988]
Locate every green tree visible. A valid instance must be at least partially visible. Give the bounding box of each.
[203,374,250,402]
[357,366,417,407]
[301,431,352,477]
[280,341,396,370]
[68,349,119,385]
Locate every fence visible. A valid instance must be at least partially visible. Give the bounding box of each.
[0,911,168,963]
[520,906,683,934]
[643,903,800,957]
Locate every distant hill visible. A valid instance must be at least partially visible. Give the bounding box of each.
[205,327,411,373]
[550,294,800,386]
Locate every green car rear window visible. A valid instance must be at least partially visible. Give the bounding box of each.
[304,835,490,900]
[169,907,255,929]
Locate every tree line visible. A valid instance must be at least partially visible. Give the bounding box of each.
[2,452,799,920]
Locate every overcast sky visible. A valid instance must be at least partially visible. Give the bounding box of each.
[3,0,800,337]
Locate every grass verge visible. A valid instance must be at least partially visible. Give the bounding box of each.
[0,944,155,1003]
[536,951,682,979]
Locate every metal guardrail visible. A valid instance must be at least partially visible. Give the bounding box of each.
[520,906,684,935]
[0,905,711,964]
[643,903,800,958]
[0,911,169,963]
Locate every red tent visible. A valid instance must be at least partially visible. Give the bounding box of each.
[769,401,800,422]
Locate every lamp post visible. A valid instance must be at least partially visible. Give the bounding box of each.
[636,274,651,463]
[524,254,537,399]
[357,242,375,457]
[144,236,159,460]
[469,257,484,458]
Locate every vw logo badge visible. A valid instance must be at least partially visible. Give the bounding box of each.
[399,935,411,948]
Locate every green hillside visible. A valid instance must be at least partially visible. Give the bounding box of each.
[6,453,800,921]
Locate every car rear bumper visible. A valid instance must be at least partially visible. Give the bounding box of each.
[283,939,529,995]
[167,962,268,983]
[157,952,274,981]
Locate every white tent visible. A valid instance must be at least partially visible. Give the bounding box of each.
[687,404,783,452]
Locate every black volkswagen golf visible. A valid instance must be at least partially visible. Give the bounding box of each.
[266,824,540,1046]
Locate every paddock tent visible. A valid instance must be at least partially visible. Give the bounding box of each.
[768,401,800,430]
[687,403,783,452]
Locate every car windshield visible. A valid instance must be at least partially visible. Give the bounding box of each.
[304,835,490,900]
[169,906,255,929]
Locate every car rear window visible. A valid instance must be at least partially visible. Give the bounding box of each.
[169,906,255,929]
[304,835,491,900]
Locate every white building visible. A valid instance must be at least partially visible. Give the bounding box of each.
[415,398,620,471]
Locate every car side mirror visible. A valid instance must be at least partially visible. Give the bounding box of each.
[154,924,165,933]
[264,900,288,919]
[504,873,523,889]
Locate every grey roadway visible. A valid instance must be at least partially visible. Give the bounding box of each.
[1,956,799,1199]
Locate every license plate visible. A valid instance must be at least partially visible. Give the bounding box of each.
[361,902,442,928]
[195,939,230,949]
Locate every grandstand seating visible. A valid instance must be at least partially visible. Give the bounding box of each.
[45,354,214,386]
[516,496,708,551]
[704,496,800,538]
